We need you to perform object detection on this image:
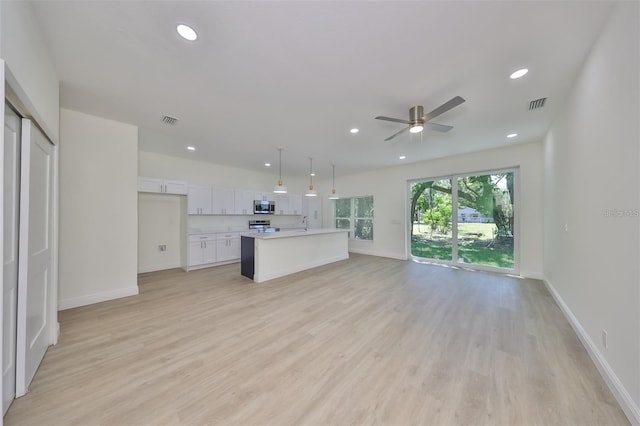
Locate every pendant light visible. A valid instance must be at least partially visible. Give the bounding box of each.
[273,148,288,193]
[305,157,317,197]
[328,164,340,199]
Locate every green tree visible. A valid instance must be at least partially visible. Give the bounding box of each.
[410,173,514,238]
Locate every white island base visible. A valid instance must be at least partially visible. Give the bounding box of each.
[241,229,349,283]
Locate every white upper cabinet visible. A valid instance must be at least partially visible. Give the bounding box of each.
[188,185,212,215]
[303,196,323,229]
[289,194,303,215]
[138,177,187,195]
[272,193,302,215]
[211,187,235,215]
[254,192,273,202]
[273,193,289,215]
[235,189,254,215]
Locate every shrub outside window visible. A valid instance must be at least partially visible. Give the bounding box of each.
[335,196,373,240]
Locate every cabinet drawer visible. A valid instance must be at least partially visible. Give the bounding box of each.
[216,232,240,240]
[189,234,216,242]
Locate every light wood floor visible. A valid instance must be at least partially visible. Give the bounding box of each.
[5,254,628,425]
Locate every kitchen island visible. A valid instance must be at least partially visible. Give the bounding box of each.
[241,229,349,283]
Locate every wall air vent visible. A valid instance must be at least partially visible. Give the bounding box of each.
[529,97,547,110]
[161,115,179,125]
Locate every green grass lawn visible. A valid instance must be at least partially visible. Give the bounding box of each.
[411,223,514,269]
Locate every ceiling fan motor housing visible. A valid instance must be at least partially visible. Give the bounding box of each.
[410,105,424,124]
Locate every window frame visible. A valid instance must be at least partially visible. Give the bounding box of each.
[334,195,374,241]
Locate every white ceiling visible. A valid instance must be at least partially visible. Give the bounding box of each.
[32,1,614,179]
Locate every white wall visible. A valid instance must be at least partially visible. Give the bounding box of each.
[0,1,59,143]
[59,109,139,310]
[138,193,185,273]
[322,141,544,277]
[139,150,308,191]
[543,2,639,421]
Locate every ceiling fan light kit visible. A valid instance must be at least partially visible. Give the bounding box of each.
[375,96,466,141]
[409,123,424,133]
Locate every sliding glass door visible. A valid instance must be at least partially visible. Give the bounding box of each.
[410,179,453,261]
[410,169,517,272]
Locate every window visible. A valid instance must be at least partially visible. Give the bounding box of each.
[334,196,374,240]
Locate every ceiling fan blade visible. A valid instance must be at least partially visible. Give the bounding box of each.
[384,126,410,141]
[375,116,411,124]
[422,96,466,122]
[425,122,453,132]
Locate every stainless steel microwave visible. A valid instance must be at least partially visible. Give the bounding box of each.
[254,200,275,214]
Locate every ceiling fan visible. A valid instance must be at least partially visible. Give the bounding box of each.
[375,96,466,141]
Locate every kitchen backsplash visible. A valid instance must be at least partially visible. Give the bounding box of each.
[188,214,304,232]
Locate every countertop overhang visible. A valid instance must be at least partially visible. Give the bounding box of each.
[242,228,348,240]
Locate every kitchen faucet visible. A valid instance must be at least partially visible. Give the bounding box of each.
[302,216,308,231]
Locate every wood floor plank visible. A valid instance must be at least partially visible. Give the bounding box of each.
[4,254,629,425]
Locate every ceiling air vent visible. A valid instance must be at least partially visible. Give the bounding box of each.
[161,115,179,125]
[529,97,547,110]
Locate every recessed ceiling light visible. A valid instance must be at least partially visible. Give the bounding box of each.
[264,163,271,167]
[177,24,197,41]
[187,146,196,151]
[399,155,406,160]
[510,68,528,79]
[310,173,316,177]
[507,133,518,138]
[350,128,359,134]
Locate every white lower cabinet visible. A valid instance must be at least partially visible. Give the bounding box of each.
[216,233,240,262]
[188,232,241,268]
[188,234,217,266]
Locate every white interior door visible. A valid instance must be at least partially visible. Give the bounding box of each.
[15,119,54,397]
[3,105,21,413]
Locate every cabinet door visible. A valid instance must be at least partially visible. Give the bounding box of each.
[164,179,188,195]
[212,187,235,215]
[137,177,163,193]
[188,241,204,266]
[229,238,241,260]
[254,192,273,202]
[188,185,212,215]
[202,240,217,264]
[216,239,230,261]
[289,194,303,215]
[234,189,254,215]
[304,197,323,229]
[274,193,289,215]
[216,238,241,262]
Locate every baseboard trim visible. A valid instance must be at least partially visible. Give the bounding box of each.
[519,270,545,280]
[348,248,407,260]
[138,261,181,274]
[543,278,640,425]
[58,286,139,311]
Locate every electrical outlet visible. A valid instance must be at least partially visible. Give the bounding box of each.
[564,223,568,232]
[602,329,608,349]
[159,244,167,252]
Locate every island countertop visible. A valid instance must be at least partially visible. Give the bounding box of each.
[242,228,347,240]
